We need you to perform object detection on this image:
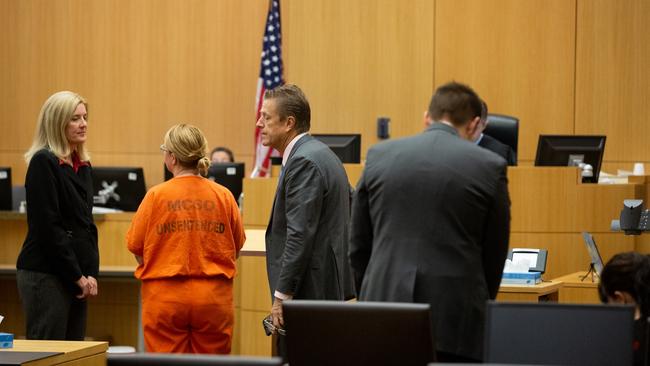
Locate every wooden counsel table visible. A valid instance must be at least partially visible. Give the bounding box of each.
[0,340,107,366]
[496,281,563,302]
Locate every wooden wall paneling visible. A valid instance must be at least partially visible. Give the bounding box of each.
[575,0,650,167]
[243,177,278,228]
[435,0,577,164]
[509,167,579,232]
[0,219,26,264]
[96,214,137,266]
[238,310,272,356]
[282,0,435,159]
[236,254,271,356]
[238,255,271,312]
[0,0,268,187]
[343,163,364,188]
[86,280,140,348]
[0,153,28,187]
[242,164,363,228]
[573,183,645,232]
[509,167,642,233]
[558,286,600,304]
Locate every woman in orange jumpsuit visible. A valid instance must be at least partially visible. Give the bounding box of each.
[127,124,245,354]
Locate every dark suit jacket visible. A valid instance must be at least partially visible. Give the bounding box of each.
[478,133,517,166]
[17,149,99,288]
[350,123,510,360]
[266,135,353,301]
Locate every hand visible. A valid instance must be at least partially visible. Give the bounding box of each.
[87,276,98,296]
[75,276,91,299]
[271,297,284,332]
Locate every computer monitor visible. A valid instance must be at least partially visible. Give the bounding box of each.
[582,232,604,275]
[283,300,435,366]
[312,134,361,163]
[0,167,11,211]
[534,135,606,183]
[484,302,634,365]
[206,163,245,204]
[91,167,147,212]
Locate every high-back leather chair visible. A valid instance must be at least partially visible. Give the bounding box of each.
[485,114,519,164]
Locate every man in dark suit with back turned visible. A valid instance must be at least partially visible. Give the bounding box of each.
[256,84,353,356]
[350,81,510,362]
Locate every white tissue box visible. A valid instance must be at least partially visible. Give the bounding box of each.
[502,272,541,285]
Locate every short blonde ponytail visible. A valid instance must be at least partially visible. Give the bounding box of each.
[197,157,210,177]
[163,124,209,175]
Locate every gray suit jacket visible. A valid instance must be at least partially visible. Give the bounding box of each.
[266,135,353,301]
[350,123,510,360]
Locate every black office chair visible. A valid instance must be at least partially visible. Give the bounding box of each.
[484,113,519,164]
[107,353,283,366]
[484,301,634,365]
[283,300,435,366]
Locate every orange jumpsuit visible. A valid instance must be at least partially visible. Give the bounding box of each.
[126,176,245,354]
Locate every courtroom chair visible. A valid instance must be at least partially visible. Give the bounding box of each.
[107,353,283,366]
[283,300,435,366]
[484,301,634,366]
[485,113,519,164]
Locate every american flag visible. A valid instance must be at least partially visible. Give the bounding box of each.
[251,0,284,178]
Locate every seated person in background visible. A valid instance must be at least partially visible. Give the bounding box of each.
[210,146,235,163]
[599,251,650,366]
[473,100,517,166]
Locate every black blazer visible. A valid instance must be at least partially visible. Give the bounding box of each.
[350,123,510,360]
[16,149,99,288]
[478,134,517,166]
[265,135,354,301]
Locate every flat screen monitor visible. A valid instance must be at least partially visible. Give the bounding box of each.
[91,167,146,212]
[582,232,604,275]
[206,163,245,205]
[534,135,606,183]
[312,134,361,164]
[0,167,11,211]
[284,300,435,366]
[484,301,634,365]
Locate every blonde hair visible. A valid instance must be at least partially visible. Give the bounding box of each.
[164,124,210,176]
[25,91,90,163]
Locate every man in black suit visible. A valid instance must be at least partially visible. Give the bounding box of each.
[256,84,353,355]
[475,100,517,165]
[350,81,510,362]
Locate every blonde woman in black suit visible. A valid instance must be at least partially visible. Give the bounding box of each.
[16,91,99,340]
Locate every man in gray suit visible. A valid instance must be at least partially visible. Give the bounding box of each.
[350,81,510,362]
[256,84,352,338]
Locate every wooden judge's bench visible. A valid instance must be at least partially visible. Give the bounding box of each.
[1,166,649,357]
